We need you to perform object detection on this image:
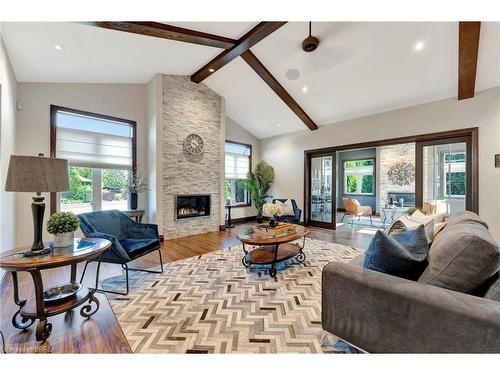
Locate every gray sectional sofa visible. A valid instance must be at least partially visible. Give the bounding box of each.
[322,211,500,353]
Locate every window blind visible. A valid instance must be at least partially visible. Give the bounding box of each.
[55,110,133,170]
[225,142,250,179]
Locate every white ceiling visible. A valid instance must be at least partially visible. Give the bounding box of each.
[2,21,499,139]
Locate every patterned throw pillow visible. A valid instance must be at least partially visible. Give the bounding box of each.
[363,225,429,281]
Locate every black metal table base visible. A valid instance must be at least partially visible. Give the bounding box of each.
[10,253,104,342]
[241,236,307,277]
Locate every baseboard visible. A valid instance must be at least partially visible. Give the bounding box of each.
[231,216,257,224]
[220,216,257,230]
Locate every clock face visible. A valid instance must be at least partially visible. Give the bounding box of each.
[183,133,204,156]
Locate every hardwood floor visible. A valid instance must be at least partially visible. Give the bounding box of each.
[0,219,374,354]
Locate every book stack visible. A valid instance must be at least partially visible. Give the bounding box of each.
[252,223,298,239]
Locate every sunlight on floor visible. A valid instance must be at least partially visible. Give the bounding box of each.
[357,228,379,235]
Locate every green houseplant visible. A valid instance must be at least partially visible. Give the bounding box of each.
[244,161,275,221]
[47,212,80,248]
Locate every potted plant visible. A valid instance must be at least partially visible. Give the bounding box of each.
[125,173,149,210]
[243,161,275,222]
[47,212,80,248]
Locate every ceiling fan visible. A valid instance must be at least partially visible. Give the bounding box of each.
[302,21,320,52]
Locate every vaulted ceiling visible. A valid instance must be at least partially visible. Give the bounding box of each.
[2,21,499,139]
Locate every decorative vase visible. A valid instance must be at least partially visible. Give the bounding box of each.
[53,231,74,248]
[129,193,138,210]
[269,216,277,228]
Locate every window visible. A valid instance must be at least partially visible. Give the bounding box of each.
[444,152,466,197]
[224,141,251,206]
[51,106,136,214]
[344,159,374,195]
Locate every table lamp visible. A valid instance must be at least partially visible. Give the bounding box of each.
[5,154,69,256]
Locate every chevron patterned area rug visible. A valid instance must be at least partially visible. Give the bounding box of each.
[104,238,364,353]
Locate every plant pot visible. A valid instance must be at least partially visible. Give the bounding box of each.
[53,231,74,248]
[256,216,264,224]
[128,193,138,210]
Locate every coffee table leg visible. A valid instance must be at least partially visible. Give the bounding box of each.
[296,235,307,263]
[269,244,278,278]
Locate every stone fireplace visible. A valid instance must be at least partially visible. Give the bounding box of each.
[176,194,211,220]
[152,75,224,239]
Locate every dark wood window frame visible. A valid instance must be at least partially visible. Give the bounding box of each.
[224,139,253,207]
[304,127,479,228]
[50,105,137,214]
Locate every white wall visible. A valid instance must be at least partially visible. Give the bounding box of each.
[260,87,500,241]
[225,116,260,219]
[0,30,18,281]
[146,74,163,231]
[15,82,148,246]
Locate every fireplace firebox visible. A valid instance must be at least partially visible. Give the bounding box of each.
[175,194,211,220]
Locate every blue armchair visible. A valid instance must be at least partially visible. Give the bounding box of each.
[272,199,302,223]
[78,210,163,295]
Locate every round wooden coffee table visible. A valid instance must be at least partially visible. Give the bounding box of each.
[237,225,310,277]
[0,238,111,342]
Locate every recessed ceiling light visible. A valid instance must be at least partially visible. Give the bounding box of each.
[277,123,281,127]
[54,44,65,50]
[208,68,215,73]
[414,41,425,52]
[302,86,308,93]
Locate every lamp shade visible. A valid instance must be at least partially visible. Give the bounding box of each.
[5,155,70,193]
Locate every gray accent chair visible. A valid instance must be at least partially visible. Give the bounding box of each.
[322,212,500,353]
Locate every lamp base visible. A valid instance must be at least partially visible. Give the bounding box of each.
[22,247,51,258]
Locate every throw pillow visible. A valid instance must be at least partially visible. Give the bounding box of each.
[386,210,435,243]
[363,225,429,281]
[418,216,500,294]
[276,200,295,216]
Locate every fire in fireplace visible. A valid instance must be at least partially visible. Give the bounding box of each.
[176,194,211,220]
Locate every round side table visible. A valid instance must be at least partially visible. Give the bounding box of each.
[0,238,111,342]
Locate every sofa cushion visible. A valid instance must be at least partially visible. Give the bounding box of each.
[418,216,500,293]
[485,276,500,302]
[445,210,489,229]
[363,226,429,280]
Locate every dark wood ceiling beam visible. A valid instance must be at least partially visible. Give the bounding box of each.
[458,21,481,100]
[241,50,318,131]
[191,22,287,83]
[84,22,237,49]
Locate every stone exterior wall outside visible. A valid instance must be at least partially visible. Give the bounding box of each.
[161,75,222,239]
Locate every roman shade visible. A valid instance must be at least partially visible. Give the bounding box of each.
[225,142,250,179]
[55,109,133,170]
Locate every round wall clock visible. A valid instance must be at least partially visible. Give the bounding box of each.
[183,133,204,156]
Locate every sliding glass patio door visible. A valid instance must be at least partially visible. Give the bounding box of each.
[306,153,336,229]
[416,136,476,214]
